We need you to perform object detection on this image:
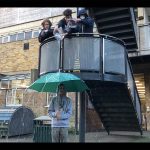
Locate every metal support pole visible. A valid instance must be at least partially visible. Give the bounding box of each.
[79,91,86,142]
[5,89,8,107]
[75,92,78,134]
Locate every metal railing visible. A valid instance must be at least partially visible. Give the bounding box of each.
[38,33,142,125]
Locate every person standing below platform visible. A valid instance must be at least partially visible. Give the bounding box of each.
[48,84,72,143]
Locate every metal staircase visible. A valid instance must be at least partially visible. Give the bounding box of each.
[38,33,142,135]
[86,81,142,134]
[89,7,138,52]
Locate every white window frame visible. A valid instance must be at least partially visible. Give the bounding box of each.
[17,32,25,41]
[6,88,23,106]
[32,30,39,38]
[0,36,2,43]
[10,34,17,42]
[2,35,10,43]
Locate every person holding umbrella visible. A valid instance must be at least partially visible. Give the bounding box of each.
[48,84,72,143]
[28,72,89,142]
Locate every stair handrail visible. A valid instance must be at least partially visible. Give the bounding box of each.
[124,46,142,125]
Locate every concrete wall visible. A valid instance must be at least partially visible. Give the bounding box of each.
[0,12,77,36]
[0,8,76,29]
[129,8,150,57]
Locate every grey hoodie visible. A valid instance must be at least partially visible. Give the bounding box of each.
[48,96,72,127]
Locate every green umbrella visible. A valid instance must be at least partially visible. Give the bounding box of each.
[28,72,89,92]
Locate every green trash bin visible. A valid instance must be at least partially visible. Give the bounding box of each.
[33,116,51,143]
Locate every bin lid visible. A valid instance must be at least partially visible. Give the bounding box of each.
[34,116,51,121]
[0,109,15,121]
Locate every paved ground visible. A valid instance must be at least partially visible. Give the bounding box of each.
[0,130,150,143]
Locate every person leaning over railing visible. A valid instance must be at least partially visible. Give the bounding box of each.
[53,8,94,40]
[38,18,54,43]
[53,9,79,40]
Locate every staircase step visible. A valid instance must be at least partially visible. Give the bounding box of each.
[128,48,137,52]
[125,42,137,46]
[106,127,140,131]
[99,29,133,35]
[105,123,139,127]
[121,36,135,41]
[93,98,130,103]
[99,22,132,30]
[94,103,132,107]
[96,14,130,23]
[97,108,135,113]
[94,8,129,16]
[102,118,138,123]
[100,113,137,118]
[116,35,135,40]
[126,44,138,49]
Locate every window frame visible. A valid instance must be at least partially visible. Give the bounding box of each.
[32,30,39,38]
[17,32,25,41]
[25,31,32,40]
[2,36,10,43]
[10,34,17,42]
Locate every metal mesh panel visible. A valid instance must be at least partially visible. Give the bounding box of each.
[40,40,60,75]
[135,92,142,125]
[104,39,125,75]
[63,37,100,71]
[127,61,135,102]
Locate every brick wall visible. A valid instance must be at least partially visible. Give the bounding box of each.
[0,38,39,74]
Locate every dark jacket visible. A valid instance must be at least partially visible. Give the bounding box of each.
[38,28,54,43]
[58,18,79,34]
[77,9,94,34]
[78,17,94,34]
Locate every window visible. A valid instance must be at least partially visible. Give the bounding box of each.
[10,34,17,42]
[6,89,24,106]
[11,79,30,88]
[3,36,9,43]
[17,32,24,41]
[1,80,12,89]
[0,37,2,43]
[5,78,30,106]
[25,31,32,40]
[24,42,29,50]
[33,30,39,38]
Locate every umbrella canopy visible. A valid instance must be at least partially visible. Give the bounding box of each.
[28,72,89,92]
